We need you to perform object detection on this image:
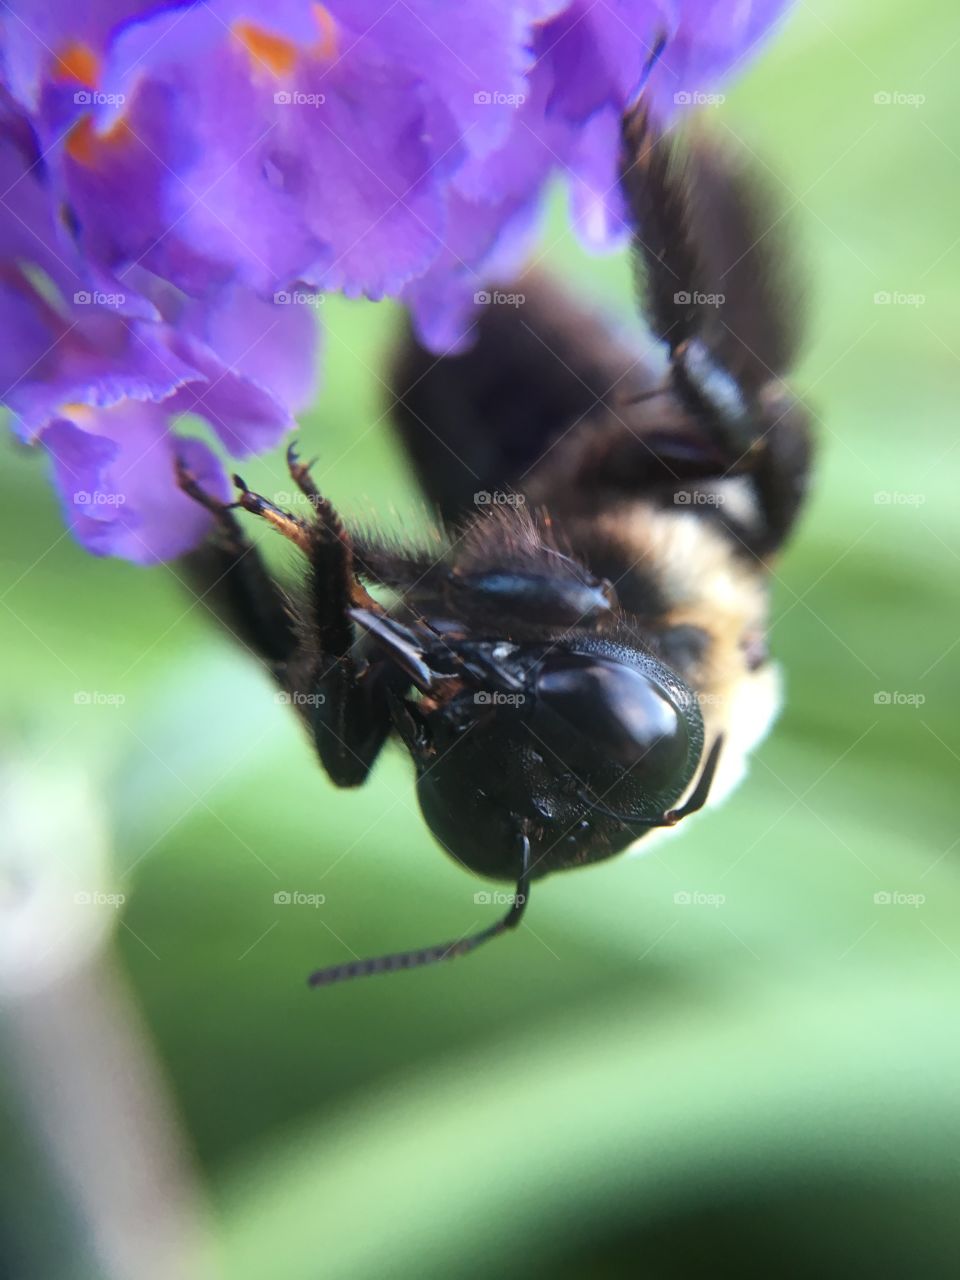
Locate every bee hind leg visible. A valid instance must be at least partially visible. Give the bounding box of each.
[618,102,813,555]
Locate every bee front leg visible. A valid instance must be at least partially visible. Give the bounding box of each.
[232,473,313,555]
[180,459,394,787]
[306,574,396,787]
[176,458,299,668]
[272,453,395,788]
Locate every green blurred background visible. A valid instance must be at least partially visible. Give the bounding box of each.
[3,1,960,1276]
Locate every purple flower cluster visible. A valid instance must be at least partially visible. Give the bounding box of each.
[0,0,786,562]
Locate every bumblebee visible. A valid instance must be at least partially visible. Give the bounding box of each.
[178,95,811,986]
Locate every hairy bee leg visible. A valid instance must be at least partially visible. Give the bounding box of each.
[618,106,778,453]
[619,103,763,466]
[232,474,313,555]
[286,441,322,506]
[175,458,299,666]
[186,460,395,786]
[389,272,658,524]
[281,449,380,612]
[618,106,813,555]
[745,395,814,558]
[290,481,397,787]
[620,103,705,360]
[175,457,240,523]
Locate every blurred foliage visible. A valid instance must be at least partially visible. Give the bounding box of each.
[2,1,960,1276]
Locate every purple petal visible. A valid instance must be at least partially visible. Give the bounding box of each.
[336,0,536,160]
[566,104,631,250]
[95,4,449,299]
[403,192,542,353]
[648,0,790,118]
[3,0,793,565]
[43,404,231,564]
[0,1,182,111]
[179,283,318,413]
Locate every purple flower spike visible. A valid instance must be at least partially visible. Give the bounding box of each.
[1,0,789,562]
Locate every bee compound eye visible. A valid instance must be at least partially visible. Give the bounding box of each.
[535,653,690,786]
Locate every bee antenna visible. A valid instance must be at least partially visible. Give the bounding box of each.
[580,736,724,830]
[307,833,531,988]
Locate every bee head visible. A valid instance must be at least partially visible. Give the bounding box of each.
[355,610,706,881]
